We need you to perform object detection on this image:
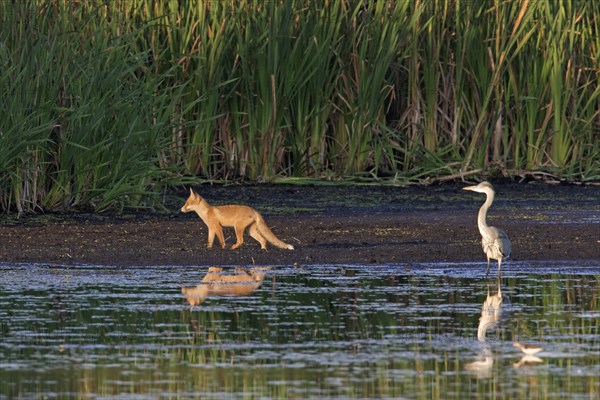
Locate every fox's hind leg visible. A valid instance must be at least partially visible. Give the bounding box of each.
[249,223,268,250]
[230,224,246,250]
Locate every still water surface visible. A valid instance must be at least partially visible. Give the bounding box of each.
[1,262,598,399]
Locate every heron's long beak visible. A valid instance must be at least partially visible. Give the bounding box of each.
[463,186,476,191]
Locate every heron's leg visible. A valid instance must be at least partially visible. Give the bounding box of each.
[497,258,502,277]
[485,258,491,277]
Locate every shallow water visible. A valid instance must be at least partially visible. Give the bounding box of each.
[1,262,598,399]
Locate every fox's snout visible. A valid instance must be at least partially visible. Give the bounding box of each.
[181,199,194,213]
[181,189,203,213]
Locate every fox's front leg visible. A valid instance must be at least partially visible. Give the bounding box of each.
[206,228,216,248]
[207,226,226,249]
[214,226,226,249]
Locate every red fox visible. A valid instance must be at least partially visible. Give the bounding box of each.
[180,188,295,250]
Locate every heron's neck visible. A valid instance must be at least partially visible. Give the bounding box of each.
[477,192,494,236]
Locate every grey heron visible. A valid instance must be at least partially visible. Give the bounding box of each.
[463,181,512,276]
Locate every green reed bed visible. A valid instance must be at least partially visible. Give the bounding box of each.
[0,1,598,213]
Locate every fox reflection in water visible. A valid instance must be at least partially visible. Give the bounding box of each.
[182,266,268,308]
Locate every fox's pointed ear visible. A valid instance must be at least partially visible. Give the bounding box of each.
[190,188,202,201]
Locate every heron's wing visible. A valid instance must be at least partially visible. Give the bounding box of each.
[496,228,511,258]
[482,227,511,260]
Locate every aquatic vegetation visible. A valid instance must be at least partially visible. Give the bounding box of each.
[0,1,598,213]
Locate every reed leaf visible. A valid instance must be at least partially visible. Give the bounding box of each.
[0,0,597,214]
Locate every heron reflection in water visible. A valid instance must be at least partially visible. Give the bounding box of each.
[182,266,268,308]
[463,181,512,277]
[476,277,507,342]
[465,278,508,377]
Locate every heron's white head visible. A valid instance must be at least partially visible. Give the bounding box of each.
[463,181,495,194]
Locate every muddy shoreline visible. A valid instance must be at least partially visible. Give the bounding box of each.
[1,183,598,268]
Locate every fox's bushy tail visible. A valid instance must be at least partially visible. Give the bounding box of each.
[255,214,294,250]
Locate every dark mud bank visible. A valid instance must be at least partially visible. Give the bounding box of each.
[1,183,598,267]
